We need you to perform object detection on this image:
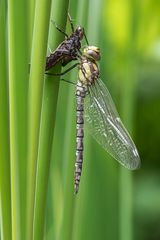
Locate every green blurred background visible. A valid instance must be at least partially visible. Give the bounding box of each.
[46,0,160,240]
[1,0,160,239]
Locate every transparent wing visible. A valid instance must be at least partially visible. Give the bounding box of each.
[85,78,140,170]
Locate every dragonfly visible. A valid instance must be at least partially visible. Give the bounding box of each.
[45,14,88,71]
[46,19,140,194]
[72,46,141,193]
[48,45,140,194]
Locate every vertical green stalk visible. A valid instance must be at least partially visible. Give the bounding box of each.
[0,1,12,239]
[28,0,36,51]
[26,0,52,239]
[119,1,138,240]
[33,0,69,239]
[8,0,29,238]
[58,72,76,240]
[119,60,136,240]
[57,2,90,240]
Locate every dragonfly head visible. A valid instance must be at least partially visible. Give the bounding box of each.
[75,26,84,40]
[83,46,101,61]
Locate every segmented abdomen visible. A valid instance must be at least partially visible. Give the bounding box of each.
[75,82,88,194]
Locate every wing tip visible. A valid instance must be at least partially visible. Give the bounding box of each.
[126,156,141,170]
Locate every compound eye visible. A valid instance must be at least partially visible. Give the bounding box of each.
[83,46,101,61]
[88,49,100,61]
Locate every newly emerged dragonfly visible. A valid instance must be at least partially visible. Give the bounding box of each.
[48,46,141,193]
[45,14,88,71]
[46,18,140,194]
[73,46,140,193]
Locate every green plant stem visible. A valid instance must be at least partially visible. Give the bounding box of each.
[26,0,52,239]
[33,1,69,239]
[119,59,137,240]
[0,1,12,239]
[28,0,36,51]
[119,1,138,239]
[58,1,90,240]
[8,0,29,238]
[58,71,76,240]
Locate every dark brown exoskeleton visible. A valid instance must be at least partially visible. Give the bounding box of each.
[45,15,88,71]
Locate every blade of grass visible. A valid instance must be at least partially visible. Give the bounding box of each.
[28,0,36,51]
[58,70,76,240]
[8,0,29,238]
[57,1,90,240]
[33,0,69,239]
[119,1,139,239]
[26,0,52,239]
[0,1,12,239]
[119,58,138,240]
[119,61,135,240]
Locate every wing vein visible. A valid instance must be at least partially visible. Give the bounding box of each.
[84,78,140,169]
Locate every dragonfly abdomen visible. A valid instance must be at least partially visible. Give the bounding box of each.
[75,82,88,193]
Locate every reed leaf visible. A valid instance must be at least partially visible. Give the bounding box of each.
[26,0,52,239]
[33,0,69,239]
[0,1,12,239]
[8,0,29,238]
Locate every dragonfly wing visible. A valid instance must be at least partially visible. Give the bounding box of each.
[84,78,140,170]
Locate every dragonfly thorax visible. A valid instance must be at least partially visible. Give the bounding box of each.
[78,59,99,85]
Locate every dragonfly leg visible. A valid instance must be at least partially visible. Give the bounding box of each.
[84,31,89,45]
[45,63,79,76]
[51,20,68,38]
[68,13,74,32]
[61,78,75,85]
